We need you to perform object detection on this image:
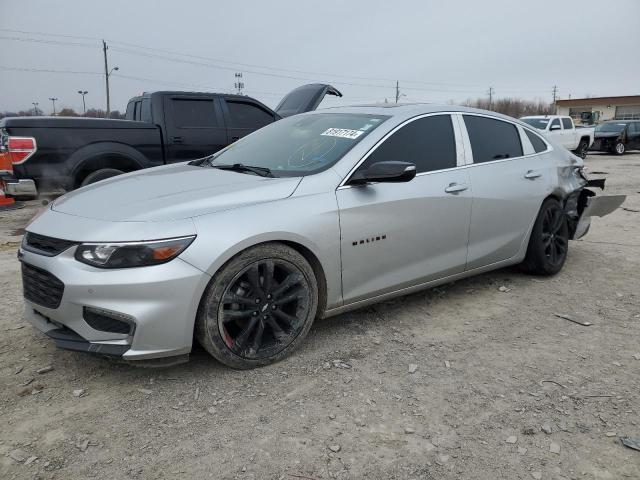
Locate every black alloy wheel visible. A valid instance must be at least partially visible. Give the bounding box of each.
[521,198,569,275]
[196,243,319,369]
[218,259,312,359]
[540,205,568,269]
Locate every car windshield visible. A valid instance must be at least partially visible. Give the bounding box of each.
[521,118,550,130]
[207,113,389,177]
[596,123,627,132]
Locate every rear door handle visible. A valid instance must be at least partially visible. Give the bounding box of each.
[524,170,542,179]
[444,183,469,194]
[171,136,184,144]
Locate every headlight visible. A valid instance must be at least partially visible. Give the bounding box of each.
[74,236,195,269]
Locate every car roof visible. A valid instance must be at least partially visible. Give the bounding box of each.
[311,103,528,127]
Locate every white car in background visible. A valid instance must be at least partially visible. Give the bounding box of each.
[520,115,594,159]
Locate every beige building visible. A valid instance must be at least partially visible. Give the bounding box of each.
[556,95,640,124]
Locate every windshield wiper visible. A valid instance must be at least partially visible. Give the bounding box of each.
[212,163,274,178]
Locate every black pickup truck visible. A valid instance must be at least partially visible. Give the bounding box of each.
[0,84,341,196]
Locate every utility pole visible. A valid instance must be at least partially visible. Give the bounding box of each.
[487,87,494,110]
[552,85,558,113]
[234,73,244,95]
[49,97,58,116]
[32,102,39,115]
[78,90,88,115]
[102,40,119,118]
[395,80,400,103]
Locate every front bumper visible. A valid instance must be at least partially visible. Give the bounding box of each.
[20,245,211,361]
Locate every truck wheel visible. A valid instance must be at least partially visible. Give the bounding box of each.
[195,243,319,369]
[520,198,569,276]
[80,168,124,187]
[574,140,589,159]
[613,142,625,155]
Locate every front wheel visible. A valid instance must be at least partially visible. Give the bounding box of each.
[521,198,569,276]
[195,243,319,369]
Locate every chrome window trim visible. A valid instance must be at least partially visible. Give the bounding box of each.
[457,112,554,167]
[338,112,463,188]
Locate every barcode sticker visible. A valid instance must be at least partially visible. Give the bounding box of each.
[321,128,364,139]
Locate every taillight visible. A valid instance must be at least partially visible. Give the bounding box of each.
[2,136,37,165]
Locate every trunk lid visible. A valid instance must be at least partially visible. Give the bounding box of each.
[275,84,342,118]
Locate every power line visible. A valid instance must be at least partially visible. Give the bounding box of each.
[0,66,102,75]
[0,27,555,93]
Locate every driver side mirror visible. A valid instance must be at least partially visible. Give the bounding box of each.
[349,161,417,185]
[550,124,561,131]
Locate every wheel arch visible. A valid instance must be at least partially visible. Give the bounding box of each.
[194,234,330,317]
[67,142,147,188]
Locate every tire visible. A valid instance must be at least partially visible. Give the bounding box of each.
[613,141,626,155]
[80,168,124,187]
[574,139,589,159]
[520,198,569,276]
[195,243,319,369]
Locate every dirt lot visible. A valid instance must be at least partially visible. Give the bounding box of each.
[1,153,639,480]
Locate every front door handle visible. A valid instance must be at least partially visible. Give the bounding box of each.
[444,183,469,194]
[171,136,184,144]
[524,170,542,179]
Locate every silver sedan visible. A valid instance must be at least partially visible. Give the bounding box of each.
[19,104,625,368]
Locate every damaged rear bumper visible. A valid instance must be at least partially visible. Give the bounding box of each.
[567,178,626,240]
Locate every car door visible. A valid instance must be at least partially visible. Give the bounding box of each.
[461,114,552,270]
[221,98,277,144]
[561,117,576,149]
[162,95,227,162]
[547,118,562,144]
[336,114,472,305]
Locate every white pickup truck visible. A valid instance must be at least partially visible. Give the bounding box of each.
[520,115,594,158]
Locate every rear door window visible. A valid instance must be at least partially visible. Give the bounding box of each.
[226,101,275,129]
[463,115,523,163]
[358,114,457,174]
[170,98,218,128]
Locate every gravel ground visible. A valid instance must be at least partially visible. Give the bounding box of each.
[1,153,639,480]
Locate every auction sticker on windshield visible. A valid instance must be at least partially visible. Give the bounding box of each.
[321,128,364,139]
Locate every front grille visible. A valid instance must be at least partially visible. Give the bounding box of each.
[23,232,77,256]
[22,263,65,309]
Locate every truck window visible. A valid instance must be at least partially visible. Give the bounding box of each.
[140,98,152,123]
[550,118,561,130]
[125,101,135,120]
[226,101,274,129]
[170,99,218,128]
[561,118,573,130]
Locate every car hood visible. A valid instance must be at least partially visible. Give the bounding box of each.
[594,131,622,139]
[52,163,302,222]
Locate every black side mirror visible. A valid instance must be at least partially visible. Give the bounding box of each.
[349,161,417,185]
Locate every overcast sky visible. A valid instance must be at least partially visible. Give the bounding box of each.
[1,0,638,114]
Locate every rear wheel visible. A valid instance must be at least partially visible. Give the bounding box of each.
[80,168,124,187]
[521,198,569,276]
[574,139,589,159]
[613,141,626,155]
[195,243,319,369]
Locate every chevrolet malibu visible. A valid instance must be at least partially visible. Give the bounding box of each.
[19,104,625,368]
